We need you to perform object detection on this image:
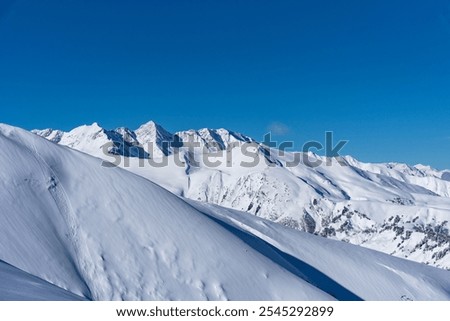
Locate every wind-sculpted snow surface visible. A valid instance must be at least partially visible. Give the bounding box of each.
[3,123,450,300]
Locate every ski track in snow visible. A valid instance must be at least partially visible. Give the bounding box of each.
[30,140,95,299]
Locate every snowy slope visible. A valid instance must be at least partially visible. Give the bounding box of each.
[190,201,450,301]
[4,123,450,300]
[0,124,330,300]
[0,260,85,301]
[33,122,450,270]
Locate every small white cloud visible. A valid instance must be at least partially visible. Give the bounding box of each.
[267,122,290,135]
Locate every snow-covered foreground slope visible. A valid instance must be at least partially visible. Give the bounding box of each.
[34,122,450,269]
[2,123,450,300]
[0,260,85,301]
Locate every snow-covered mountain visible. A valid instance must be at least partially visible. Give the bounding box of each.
[32,123,148,158]
[2,123,450,300]
[33,121,450,271]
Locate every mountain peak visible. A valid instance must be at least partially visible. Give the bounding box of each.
[85,122,103,131]
[137,120,155,128]
[135,121,174,157]
[65,123,105,137]
[136,120,164,131]
[31,128,65,143]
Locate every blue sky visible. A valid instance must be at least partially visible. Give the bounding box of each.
[0,1,449,169]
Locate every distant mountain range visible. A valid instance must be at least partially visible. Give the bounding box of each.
[32,121,450,271]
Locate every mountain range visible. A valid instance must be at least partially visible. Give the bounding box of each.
[0,121,449,300]
[33,121,450,270]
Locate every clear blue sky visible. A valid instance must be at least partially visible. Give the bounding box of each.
[1,1,449,169]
